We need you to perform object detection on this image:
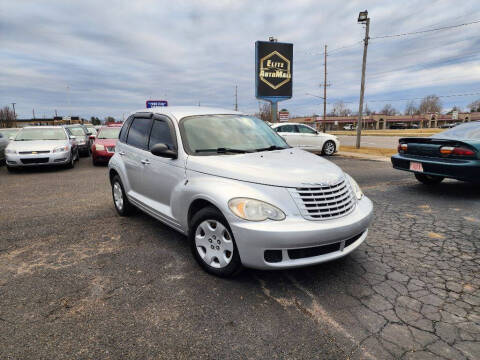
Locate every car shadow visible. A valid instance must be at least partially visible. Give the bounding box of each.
[410,180,480,199]
[5,165,73,174]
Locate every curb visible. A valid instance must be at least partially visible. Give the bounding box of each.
[336,151,391,162]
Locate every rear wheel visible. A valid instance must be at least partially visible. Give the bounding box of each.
[322,140,336,156]
[414,173,444,185]
[190,206,242,277]
[112,175,133,216]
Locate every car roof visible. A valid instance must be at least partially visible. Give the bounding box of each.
[22,126,65,129]
[270,122,310,127]
[63,124,85,127]
[132,106,242,121]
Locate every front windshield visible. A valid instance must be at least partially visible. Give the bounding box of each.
[68,127,86,136]
[432,122,480,140]
[180,115,289,155]
[87,127,97,135]
[15,128,67,141]
[97,127,121,139]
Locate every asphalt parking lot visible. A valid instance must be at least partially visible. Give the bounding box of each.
[0,157,479,359]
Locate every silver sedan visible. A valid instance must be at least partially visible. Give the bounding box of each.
[5,126,79,171]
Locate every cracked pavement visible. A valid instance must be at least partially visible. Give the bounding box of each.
[0,157,479,359]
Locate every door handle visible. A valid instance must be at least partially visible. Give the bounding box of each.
[141,159,151,165]
[118,151,126,156]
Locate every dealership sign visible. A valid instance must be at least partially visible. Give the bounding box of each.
[255,41,293,101]
[146,100,168,108]
[278,110,289,122]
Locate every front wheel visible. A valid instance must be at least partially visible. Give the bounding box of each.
[65,151,75,169]
[414,173,444,185]
[190,207,242,277]
[322,140,336,156]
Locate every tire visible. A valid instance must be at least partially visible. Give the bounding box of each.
[189,206,242,277]
[322,140,336,156]
[65,151,75,169]
[6,166,16,173]
[75,149,80,162]
[92,157,99,166]
[414,173,444,185]
[111,175,134,216]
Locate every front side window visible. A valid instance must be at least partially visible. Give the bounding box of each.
[15,128,67,141]
[297,125,317,134]
[126,117,153,149]
[180,115,288,155]
[149,119,175,150]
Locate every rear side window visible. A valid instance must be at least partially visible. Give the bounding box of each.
[119,116,133,143]
[149,119,175,150]
[126,117,153,150]
[276,125,297,133]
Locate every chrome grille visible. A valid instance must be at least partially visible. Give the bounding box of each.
[289,179,356,220]
[19,150,50,154]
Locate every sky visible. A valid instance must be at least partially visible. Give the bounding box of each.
[1,0,480,120]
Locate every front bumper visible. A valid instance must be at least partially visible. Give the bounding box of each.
[229,196,373,269]
[6,151,70,167]
[92,149,114,163]
[391,154,480,182]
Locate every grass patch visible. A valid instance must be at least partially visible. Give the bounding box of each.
[340,146,397,157]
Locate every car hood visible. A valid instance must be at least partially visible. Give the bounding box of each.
[7,140,67,151]
[186,147,345,187]
[95,139,117,146]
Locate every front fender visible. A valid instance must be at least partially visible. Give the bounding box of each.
[108,154,130,192]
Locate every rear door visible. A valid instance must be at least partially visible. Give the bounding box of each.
[122,115,153,197]
[142,115,185,221]
[274,124,300,147]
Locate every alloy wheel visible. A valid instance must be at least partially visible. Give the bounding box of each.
[323,141,336,155]
[113,181,124,211]
[195,220,234,269]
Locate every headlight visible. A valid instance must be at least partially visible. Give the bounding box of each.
[346,174,363,200]
[53,146,69,153]
[95,144,105,151]
[228,198,286,221]
[5,148,16,154]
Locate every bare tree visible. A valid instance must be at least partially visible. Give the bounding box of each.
[332,101,351,116]
[0,106,16,128]
[467,99,480,112]
[364,103,373,115]
[256,102,272,122]
[419,95,442,114]
[404,100,418,116]
[380,104,396,116]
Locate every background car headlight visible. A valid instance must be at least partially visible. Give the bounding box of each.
[53,146,69,153]
[228,198,286,221]
[5,148,16,154]
[95,144,105,151]
[346,174,363,200]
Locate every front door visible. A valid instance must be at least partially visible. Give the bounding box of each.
[142,116,185,221]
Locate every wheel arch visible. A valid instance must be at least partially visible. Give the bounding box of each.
[187,198,221,228]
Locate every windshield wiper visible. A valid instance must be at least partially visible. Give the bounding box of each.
[255,145,288,152]
[195,147,251,154]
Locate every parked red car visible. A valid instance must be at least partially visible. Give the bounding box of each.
[91,126,122,165]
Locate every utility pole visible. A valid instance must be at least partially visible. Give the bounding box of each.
[11,103,16,119]
[234,85,238,111]
[32,108,36,119]
[356,10,370,149]
[323,45,327,133]
[55,109,58,117]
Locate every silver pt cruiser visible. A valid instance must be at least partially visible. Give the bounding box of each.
[109,107,373,277]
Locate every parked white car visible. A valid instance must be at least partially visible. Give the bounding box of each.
[270,123,339,155]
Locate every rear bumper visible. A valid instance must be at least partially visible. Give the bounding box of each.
[391,154,480,182]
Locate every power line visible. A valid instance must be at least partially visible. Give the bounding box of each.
[371,19,480,40]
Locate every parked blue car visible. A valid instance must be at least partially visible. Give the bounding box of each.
[391,121,480,184]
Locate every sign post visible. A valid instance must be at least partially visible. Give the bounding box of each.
[255,40,293,123]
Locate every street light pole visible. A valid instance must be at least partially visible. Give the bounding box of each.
[11,103,16,119]
[323,45,327,133]
[356,11,370,149]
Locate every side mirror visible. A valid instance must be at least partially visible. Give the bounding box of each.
[70,136,76,140]
[89,135,96,140]
[151,143,177,159]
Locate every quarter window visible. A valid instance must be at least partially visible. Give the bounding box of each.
[126,117,153,150]
[149,119,175,150]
